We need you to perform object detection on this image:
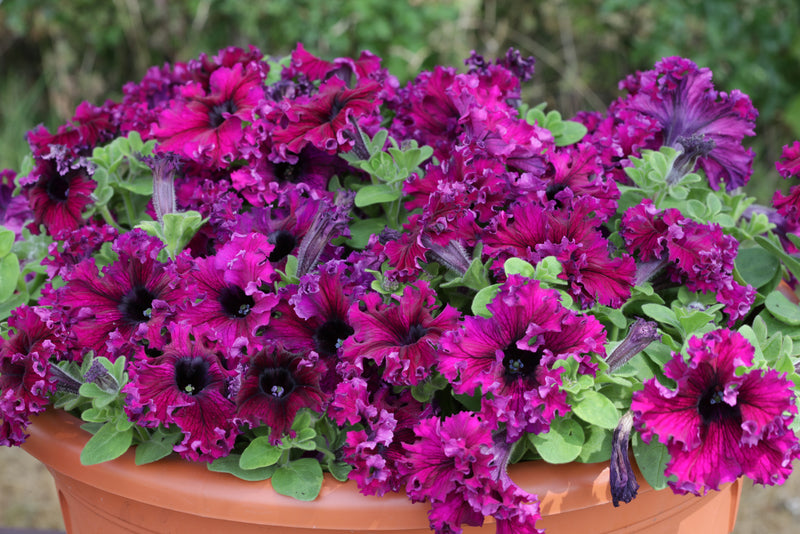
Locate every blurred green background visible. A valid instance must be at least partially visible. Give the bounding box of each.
[1,0,799,202]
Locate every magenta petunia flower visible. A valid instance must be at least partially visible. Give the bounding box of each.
[776,140,800,179]
[152,62,265,168]
[631,329,800,495]
[270,76,382,155]
[439,275,606,440]
[123,322,238,462]
[57,230,190,359]
[22,158,96,236]
[0,169,31,240]
[178,232,279,352]
[235,345,326,444]
[613,56,758,191]
[26,100,116,160]
[401,411,542,533]
[0,306,63,445]
[342,280,461,386]
[484,200,635,308]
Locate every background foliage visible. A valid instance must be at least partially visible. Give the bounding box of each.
[1,0,799,201]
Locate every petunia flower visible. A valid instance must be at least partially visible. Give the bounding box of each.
[152,62,265,168]
[235,344,326,444]
[631,329,800,495]
[439,275,606,440]
[613,56,758,191]
[0,306,64,445]
[21,158,96,236]
[123,322,238,462]
[342,280,461,386]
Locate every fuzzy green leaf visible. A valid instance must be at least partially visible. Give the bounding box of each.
[529,417,585,464]
[632,434,671,490]
[271,458,323,501]
[80,422,133,465]
[765,291,800,326]
[209,454,276,481]
[570,390,620,430]
[240,436,283,469]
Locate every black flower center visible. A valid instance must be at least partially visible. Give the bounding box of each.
[218,284,255,318]
[118,285,155,324]
[175,356,210,395]
[209,99,238,128]
[313,318,354,356]
[259,367,296,399]
[401,323,429,346]
[544,182,568,202]
[502,343,542,382]
[46,174,71,202]
[274,162,299,183]
[697,384,741,425]
[268,230,297,263]
[328,92,345,121]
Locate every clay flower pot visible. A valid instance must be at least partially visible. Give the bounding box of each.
[23,409,742,534]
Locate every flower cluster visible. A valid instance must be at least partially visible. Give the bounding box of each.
[2,44,800,534]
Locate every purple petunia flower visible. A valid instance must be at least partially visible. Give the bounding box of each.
[0,306,64,445]
[439,275,606,440]
[342,280,461,386]
[631,329,800,495]
[56,230,190,360]
[235,344,326,444]
[123,322,238,462]
[613,56,758,191]
[152,62,266,168]
[21,158,96,237]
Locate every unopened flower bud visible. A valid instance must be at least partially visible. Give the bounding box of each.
[666,134,715,185]
[606,318,661,372]
[84,359,119,393]
[50,365,82,395]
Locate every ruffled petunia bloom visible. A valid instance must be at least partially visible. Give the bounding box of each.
[123,323,238,462]
[613,56,757,191]
[401,411,542,534]
[21,158,96,236]
[235,345,326,444]
[57,230,190,359]
[152,62,265,168]
[631,329,800,495]
[178,232,279,355]
[0,306,64,445]
[270,76,382,156]
[439,275,606,440]
[342,280,461,386]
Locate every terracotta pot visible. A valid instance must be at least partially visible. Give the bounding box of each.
[22,409,742,534]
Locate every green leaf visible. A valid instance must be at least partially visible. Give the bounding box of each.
[354,184,401,207]
[209,454,276,481]
[503,257,536,278]
[326,461,353,482]
[735,247,780,289]
[80,422,133,465]
[471,284,500,317]
[578,426,613,463]
[528,417,585,464]
[641,303,681,329]
[554,120,588,146]
[271,458,324,501]
[765,291,800,326]
[632,434,671,490]
[240,436,283,469]
[0,228,14,257]
[570,390,620,430]
[134,429,182,465]
[0,253,20,302]
[344,218,386,250]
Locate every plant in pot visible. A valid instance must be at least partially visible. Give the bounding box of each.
[1,44,800,534]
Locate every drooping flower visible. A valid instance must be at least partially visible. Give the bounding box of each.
[343,280,461,386]
[0,306,63,445]
[152,62,266,168]
[235,344,326,444]
[613,56,758,191]
[631,329,800,495]
[439,275,606,440]
[123,322,238,462]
